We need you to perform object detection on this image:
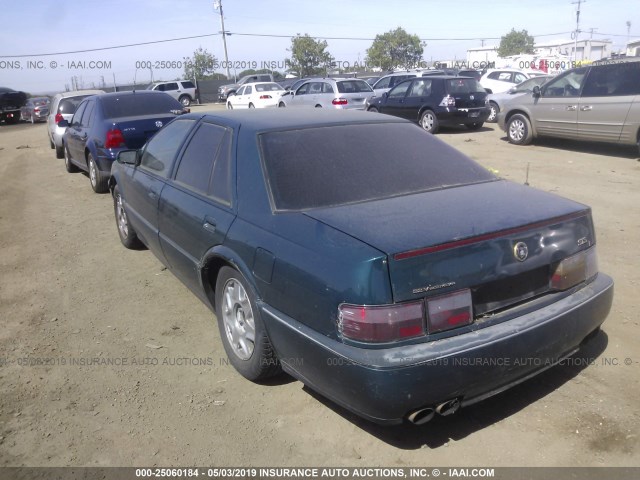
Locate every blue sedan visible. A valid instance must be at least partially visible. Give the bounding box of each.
[60,90,186,193]
[110,110,613,425]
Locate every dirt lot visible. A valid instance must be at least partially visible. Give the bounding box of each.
[1,109,639,467]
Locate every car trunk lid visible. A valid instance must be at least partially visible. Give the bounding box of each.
[109,114,178,149]
[304,181,594,310]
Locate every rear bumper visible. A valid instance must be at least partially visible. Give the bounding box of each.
[261,273,613,425]
[437,106,491,126]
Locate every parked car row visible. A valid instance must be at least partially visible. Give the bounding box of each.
[48,90,188,192]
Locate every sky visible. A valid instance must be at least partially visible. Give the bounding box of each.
[0,0,638,94]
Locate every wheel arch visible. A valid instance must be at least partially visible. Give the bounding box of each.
[199,245,258,311]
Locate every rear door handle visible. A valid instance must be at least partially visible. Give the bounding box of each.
[580,105,592,111]
[203,216,217,233]
[566,105,577,111]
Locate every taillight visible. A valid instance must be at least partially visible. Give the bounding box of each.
[551,246,598,291]
[426,289,473,334]
[332,98,348,105]
[259,95,272,99]
[105,129,125,149]
[339,301,424,342]
[34,107,40,113]
[55,113,64,124]
[439,95,456,107]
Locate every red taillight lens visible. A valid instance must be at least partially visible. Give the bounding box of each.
[259,95,272,99]
[551,247,598,291]
[105,129,125,149]
[426,289,473,334]
[332,98,348,105]
[55,113,64,124]
[439,95,456,107]
[34,107,40,113]
[339,301,424,342]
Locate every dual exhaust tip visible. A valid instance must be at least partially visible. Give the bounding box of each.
[406,398,461,425]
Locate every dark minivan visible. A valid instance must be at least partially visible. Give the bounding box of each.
[368,76,490,133]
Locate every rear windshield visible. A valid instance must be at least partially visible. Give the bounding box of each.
[255,83,284,92]
[336,80,373,93]
[101,93,182,119]
[446,78,485,94]
[260,122,495,211]
[58,96,92,114]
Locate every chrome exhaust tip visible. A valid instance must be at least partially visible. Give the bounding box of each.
[407,407,435,425]
[435,398,460,416]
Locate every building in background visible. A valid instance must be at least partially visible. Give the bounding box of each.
[627,39,640,57]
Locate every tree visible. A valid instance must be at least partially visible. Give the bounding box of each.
[366,27,424,71]
[288,34,334,77]
[497,29,535,57]
[238,68,284,80]
[183,47,218,80]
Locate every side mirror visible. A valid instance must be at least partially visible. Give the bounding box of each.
[382,91,389,99]
[117,149,139,166]
[533,86,541,97]
[57,119,69,128]
[507,87,516,94]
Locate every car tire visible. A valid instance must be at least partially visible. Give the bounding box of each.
[367,106,379,113]
[419,109,439,134]
[278,102,286,108]
[249,103,255,109]
[88,153,109,193]
[227,102,233,110]
[487,102,499,123]
[64,144,79,173]
[466,122,484,130]
[179,95,191,107]
[215,266,281,381]
[113,185,144,249]
[507,114,533,145]
[56,144,64,159]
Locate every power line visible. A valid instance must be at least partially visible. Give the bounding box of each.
[1,29,623,59]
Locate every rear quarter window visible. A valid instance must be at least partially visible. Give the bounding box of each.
[259,122,496,211]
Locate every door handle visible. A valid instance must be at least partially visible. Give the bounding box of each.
[566,105,577,111]
[148,189,159,200]
[203,220,216,233]
[580,105,592,111]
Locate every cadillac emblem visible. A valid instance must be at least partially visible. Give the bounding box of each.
[513,242,528,262]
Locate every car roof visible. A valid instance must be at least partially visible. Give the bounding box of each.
[241,82,283,87]
[183,109,408,133]
[54,89,105,99]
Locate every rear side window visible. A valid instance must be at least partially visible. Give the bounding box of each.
[446,78,484,94]
[140,119,196,177]
[260,123,496,211]
[57,96,92,115]
[101,93,182,118]
[174,123,228,196]
[336,80,373,93]
[181,81,195,89]
[543,68,588,97]
[582,62,640,96]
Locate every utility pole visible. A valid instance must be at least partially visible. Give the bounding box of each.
[571,0,585,63]
[214,0,231,80]
[627,21,632,54]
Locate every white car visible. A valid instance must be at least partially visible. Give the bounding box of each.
[47,89,105,159]
[480,69,533,94]
[226,82,285,109]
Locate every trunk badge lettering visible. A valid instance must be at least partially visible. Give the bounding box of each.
[412,281,456,295]
[577,237,590,247]
[514,242,528,262]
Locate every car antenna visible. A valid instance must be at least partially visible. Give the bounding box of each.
[524,162,530,186]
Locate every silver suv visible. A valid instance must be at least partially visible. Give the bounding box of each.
[498,58,640,152]
[147,80,197,106]
[277,78,374,110]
